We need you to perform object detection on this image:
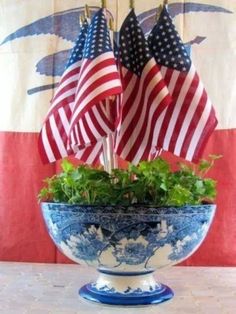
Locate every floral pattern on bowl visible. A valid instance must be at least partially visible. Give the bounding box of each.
[41,203,216,305]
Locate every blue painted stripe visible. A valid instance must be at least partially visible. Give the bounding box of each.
[79,283,174,305]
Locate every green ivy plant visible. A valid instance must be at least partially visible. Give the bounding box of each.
[38,155,221,207]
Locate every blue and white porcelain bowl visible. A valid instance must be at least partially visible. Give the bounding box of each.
[41,203,216,306]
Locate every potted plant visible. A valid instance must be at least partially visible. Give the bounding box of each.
[39,155,219,305]
[37,2,220,306]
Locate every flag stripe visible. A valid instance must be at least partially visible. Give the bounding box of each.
[114,9,171,164]
[70,84,121,148]
[133,93,170,164]
[39,11,122,165]
[118,63,169,161]
[75,61,120,106]
[185,97,214,161]
[116,60,161,145]
[49,115,68,157]
[147,6,217,162]
[75,142,102,165]
[162,65,196,150]
[173,72,204,155]
[168,71,199,153]
[73,71,120,120]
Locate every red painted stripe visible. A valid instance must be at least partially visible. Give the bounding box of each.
[0,132,57,262]
[1,131,236,265]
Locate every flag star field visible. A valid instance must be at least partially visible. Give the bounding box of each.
[119,9,151,77]
[148,6,191,71]
[67,20,88,67]
[83,9,112,59]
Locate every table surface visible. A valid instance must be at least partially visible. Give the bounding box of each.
[0,262,235,314]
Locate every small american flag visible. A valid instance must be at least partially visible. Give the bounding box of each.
[38,19,90,163]
[39,9,122,165]
[114,9,171,164]
[148,5,218,162]
[68,9,122,153]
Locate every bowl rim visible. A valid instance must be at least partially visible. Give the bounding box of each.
[41,201,216,208]
[40,202,216,215]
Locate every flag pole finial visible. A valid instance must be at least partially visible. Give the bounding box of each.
[79,14,85,26]
[129,0,135,9]
[84,4,90,19]
[101,0,107,8]
[156,4,163,21]
[156,0,167,20]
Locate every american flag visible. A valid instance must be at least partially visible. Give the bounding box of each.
[68,9,122,154]
[38,19,91,163]
[148,5,218,162]
[38,9,122,165]
[114,9,171,164]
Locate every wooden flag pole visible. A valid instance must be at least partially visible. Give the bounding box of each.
[156,0,168,21]
[84,4,90,19]
[107,17,117,171]
[100,0,115,173]
[156,4,163,21]
[129,0,135,9]
[101,0,107,8]
[79,14,85,26]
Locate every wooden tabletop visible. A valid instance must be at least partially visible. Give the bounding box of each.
[0,262,235,313]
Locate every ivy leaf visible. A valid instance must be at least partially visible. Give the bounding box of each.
[160,182,168,191]
[198,159,211,172]
[166,185,193,206]
[203,179,216,200]
[61,159,74,173]
[194,180,205,194]
[151,158,170,173]
[38,155,219,206]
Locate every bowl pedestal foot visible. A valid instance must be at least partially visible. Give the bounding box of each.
[79,271,174,305]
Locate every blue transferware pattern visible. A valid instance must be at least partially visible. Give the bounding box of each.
[41,203,216,305]
[79,281,174,305]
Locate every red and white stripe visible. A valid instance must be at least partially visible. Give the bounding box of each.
[151,64,218,162]
[38,61,81,163]
[75,141,103,165]
[68,51,122,151]
[115,58,171,164]
[38,58,106,165]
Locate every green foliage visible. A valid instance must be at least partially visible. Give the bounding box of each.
[38,156,220,206]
